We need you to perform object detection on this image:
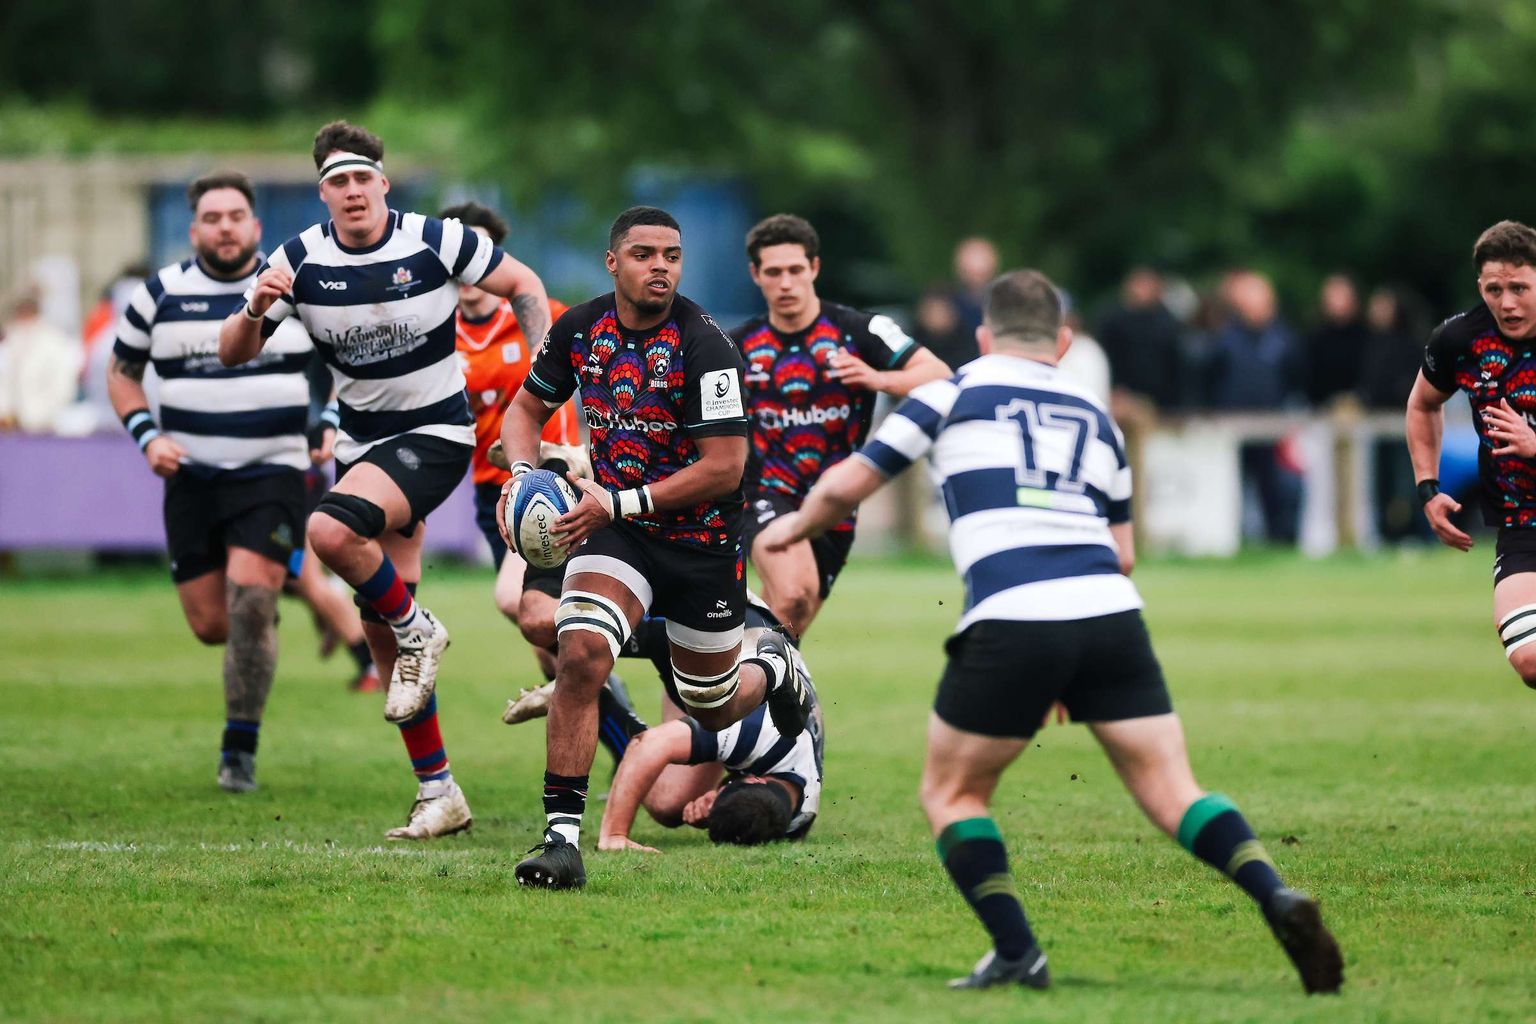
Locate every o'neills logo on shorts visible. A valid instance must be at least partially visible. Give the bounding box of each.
[585,408,676,433]
[755,404,851,430]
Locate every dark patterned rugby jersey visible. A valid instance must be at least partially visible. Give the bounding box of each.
[524,292,748,550]
[1422,302,1536,527]
[731,302,917,532]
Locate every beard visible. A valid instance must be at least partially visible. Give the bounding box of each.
[624,279,673,316]
[200,242,259,278]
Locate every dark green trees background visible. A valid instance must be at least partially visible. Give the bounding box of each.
[4,0,1533,309]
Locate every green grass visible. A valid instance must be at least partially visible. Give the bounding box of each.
[4,550,1535,1022]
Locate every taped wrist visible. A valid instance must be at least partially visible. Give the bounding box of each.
[122,408,161,451]
[1416,479,1441,506]
[307,402,340,449]
[609,486,655,520]
[510,460,535,479]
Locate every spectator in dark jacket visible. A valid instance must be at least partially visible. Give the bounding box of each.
[1097,267,1185,412]
[1303,274,1368,406]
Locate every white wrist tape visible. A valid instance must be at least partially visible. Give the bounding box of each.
[612,486,654,519]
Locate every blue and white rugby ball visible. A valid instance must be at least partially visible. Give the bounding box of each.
[506,469,579,570]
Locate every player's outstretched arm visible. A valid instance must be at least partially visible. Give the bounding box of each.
[218,265,292,367]
[476,254,551,347]
[598,722,694,852]
[831,346,951,397]
[758,456,886,553]
[1406,370,1472,551]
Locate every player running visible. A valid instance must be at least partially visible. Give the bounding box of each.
[108,171,317,793]
[497,206,812,889]
[759,269,1343,995]
[733,214,950,636]
[597,597,824,851]
[218,121,552,839]
[1409,219,1536,692]
[441,200,579,685]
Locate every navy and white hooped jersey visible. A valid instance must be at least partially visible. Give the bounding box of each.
[858,353,1141,629]
[250,210,505,463]
[686,668,824,836]
[114,256,313,473]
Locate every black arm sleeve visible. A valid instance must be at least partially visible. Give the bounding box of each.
[1421,316,1465,394]
[682,311,749,439]
[522,309,579,404]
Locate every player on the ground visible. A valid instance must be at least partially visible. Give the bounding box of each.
[107,170,319,793]
[441,200,579,684]
[218,120,552,839]
[733,214,950,636]
[758,269,1343,994]
[597,598,824,851]
[497,205,812,889]
[1409,219,1536,692]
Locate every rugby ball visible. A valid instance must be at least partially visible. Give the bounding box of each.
[506,469,580,570]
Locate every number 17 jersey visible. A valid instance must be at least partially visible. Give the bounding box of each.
[855,353,1140,630]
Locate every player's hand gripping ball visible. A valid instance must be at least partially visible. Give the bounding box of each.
[505,469,580,569]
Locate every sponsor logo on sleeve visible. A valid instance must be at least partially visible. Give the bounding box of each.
[701,369,744,420]
[868,314,911,354]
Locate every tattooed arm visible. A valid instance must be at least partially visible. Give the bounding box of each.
[107,354,185,477]
[476,253,551,343]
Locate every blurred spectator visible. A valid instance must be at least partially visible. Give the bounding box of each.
[1358,285,1432,542]
[80,263,150,428]
[1059,305,1111,405]
[0,292,82,432]
[1097,267,1184,413]
[912,285,978,370]
[1203,270,1304,543]
[949,237,998,334]
[1303,273,1368,407]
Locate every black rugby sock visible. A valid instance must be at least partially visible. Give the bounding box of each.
[937,818,1036,960]
[1177,793,1285,906]
[542,771,588,847]
[347,639,373,672]
[596,677,648,763]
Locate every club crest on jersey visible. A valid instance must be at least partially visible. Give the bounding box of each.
[388,266,418,296]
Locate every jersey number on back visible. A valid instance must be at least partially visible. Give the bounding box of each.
[998,398,1095,494]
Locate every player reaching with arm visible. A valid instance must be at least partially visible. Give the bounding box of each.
[733,215,950,637]
[759,269,1342,995]
[1408,219,1536,689]
[218,120,550,840]
[496,207,813,890]
[597,597,824,851]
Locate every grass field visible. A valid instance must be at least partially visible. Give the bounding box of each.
[4,549,1535,1023]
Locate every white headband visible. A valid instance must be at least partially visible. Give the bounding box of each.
[319,151,383,181]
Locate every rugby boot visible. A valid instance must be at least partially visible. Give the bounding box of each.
[515,839,587,890]
[384,608,449,723]
[384,779,473,840]
[1264,888,1343,994]
[759,628,810,738]
[217,752,258,794]
[948,947,1051,990]
[502,681,556,725]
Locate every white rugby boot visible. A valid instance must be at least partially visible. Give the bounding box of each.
[383,608,450,723]
[385,778,473,840]
[502,681,556,724]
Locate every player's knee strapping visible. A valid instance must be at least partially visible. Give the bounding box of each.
[315,492,388,539]
[555,590,632,660]
[1499,603,1536,659]
[672,661,741,710]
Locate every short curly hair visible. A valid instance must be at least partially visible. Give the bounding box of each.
[707,779,793,846]
[439,201,509,245]
[312,120,384,171]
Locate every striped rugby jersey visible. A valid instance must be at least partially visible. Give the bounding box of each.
[857,353,1141,628]
[686,665,824,836]
[250,210,505,463]
[114,257,313,474]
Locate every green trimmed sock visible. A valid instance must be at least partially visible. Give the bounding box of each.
[936,817,1036,960]
[1177,793,1285,906]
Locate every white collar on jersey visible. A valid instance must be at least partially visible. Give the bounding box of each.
[318,151,384,181]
